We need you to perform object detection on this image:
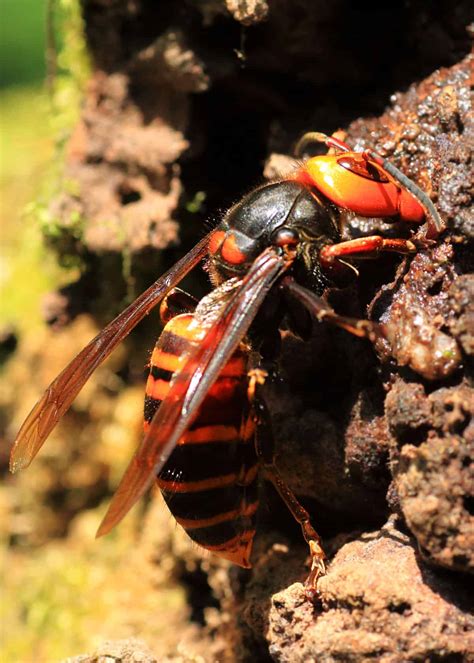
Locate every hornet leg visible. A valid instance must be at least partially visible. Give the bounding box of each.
[319,235,419,283]
[282,276,384,341]
[248,369,326,600]
[159,288,199,323]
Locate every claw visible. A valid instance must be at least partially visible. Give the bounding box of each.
[304,539,327,601]
[412,236,437,249]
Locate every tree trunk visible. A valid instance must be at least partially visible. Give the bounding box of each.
[9,1,474,661]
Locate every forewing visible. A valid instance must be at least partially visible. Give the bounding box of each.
[96,247,288,536]
[10,235,210,473]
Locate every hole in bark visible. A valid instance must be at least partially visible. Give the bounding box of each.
[0,328,18,366]
[463,495,474,516]
[147,221,157,241]
[427,279,443,296]
[452,553,468,567]
[397,425,430,446]
[118,185,141,205]
[388,601,411,614]
[439,324,452,335]
[180,566,219,625]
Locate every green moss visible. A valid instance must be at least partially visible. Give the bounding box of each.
[0,85,63,332]
[185,190,207,213]
[442,348,457,359]
[50,0,90,137]
[1,547,92,660]
[0,0,90,333]
[1,536,186,662]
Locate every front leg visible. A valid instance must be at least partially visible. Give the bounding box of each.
[248,370,326,599]
[319,235,418,283]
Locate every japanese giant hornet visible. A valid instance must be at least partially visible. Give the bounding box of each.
[9,132,444,594]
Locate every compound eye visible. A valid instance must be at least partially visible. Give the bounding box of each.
[272,227,299,248]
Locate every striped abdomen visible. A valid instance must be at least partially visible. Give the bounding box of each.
[144,313,258,567]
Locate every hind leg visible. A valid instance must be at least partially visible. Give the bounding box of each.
[248,370,326,599]
[159,288,199,322]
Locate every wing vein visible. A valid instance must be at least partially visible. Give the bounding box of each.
[96,247,288,536]
[10,234,210,472]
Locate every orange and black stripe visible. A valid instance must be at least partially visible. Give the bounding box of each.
[145,313,258,568]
